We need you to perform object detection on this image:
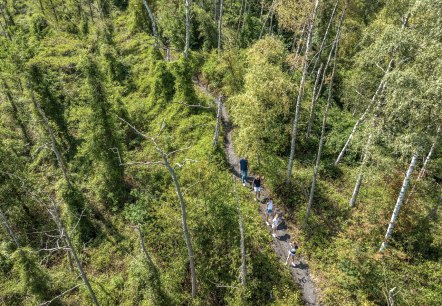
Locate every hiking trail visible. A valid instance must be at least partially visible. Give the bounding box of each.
[197,83,321,306]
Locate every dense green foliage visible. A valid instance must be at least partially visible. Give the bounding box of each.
[0,0,441,305]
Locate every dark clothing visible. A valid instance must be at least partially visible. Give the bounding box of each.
[253,178,261,188]
[239,159,248,171]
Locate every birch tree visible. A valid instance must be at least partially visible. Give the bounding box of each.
[349,134,372,207]
[184,0,191,58]
[380,154,417,251]
[287,0,319,180]
[233,176,246,286]
[306,1,347,223]
[213,95,222,147]
[118,117,197,298]
[142,0,159,48]
[305,63,323,139]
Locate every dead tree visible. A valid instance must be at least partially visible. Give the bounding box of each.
[380,154,417,251]
[213,95,222,147]
[184,0,191,58]
[287,0,319,180]
[118,117,197,298]
[233,176,246,286]
[0,207,20,248]
[142,0,159,48]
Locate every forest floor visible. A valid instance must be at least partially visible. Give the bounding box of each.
[197,83,321,306]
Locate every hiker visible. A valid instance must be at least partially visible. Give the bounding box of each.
[286,242,299,267]
[271,214,281,238]
[239,156,248,186]
[265,197,273,225]
[252,175,263,201]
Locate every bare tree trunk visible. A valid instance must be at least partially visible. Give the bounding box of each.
[260,0,264,21]
[217,0,223,56]
[306,1,347,223]
[233,176,246,286]
[258,0,275,39]
[30,89,71,187]
[380,154,417,251]
[184,0,191,58]
[311,0,339,73]
[287,0,319,180]
[405,126,440,205]
[213,96,222,147]
[349,134,372,207]
[335,59,393,165]
[0,207,20,248]
[2,80,32,146]
[49,202,99,305]
[142,0,159,48]
[305,63,323,139]
[291,22,307,69]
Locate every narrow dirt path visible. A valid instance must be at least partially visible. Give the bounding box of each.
[198,83,321,306]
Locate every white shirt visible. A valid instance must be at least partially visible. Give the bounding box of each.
[267,200,273,210]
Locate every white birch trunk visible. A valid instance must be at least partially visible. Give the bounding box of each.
[0,207,20,248]
[217,0,223,56]
[349,134,372,207]
[405,126,440,205]
[334,60,392,166]
[306,63,323,139]
[306,1,347,222]
[311,0,339,73]
[184,0,191,58]
[287,0,319,180]
[142,0,159,48]
[213,96,222,147]
[380,154,417,251]
[233,176,246,286]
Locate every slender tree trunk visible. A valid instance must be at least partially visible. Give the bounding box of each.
[184,0,191,58]
[217,0,223,56]
[30,89,71,186]
[213,96,222,147]
[287,0,319,180]
[349,134,372,207]
[0,207,20,248]
[142,0,159,48]
[306,2,346,223]
[233,176,246,286]
[405,126,440,205]
[2,80,32,146]
[213,0,217,22]
[260,0,264,21]
[335,59,393,165]
[291,22,307,69]
[380,154,418,251]
[50,203,99,305]
[162,158,197,297]
[306,63,323,139]
[311,0,339,74]
[259,0,275,39]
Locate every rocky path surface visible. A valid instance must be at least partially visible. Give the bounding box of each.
[198,83,321,305]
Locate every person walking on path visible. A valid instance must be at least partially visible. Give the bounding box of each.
[271,214,281,238]
[239,156,248,186]
[266,197,274,225]
[252,175,263,201]
[286,242,299,267]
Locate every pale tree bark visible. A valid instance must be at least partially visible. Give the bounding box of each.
[380,154,418,251]
[404,126,440,205]
[259,0,275,39]
[287,0,319,180]
[30,88,71,187]
[213,95,222,147]
[311,0,339,74]
[213,0,217,22]
[233,176,246,286]
[305,63,323,139]
[118,117,197,298]
[217,0,223,56]
[334,59,392,165]
[306,1,347,223]
[142,0,159,48]
[349,133,372,207]
[0,207,21,248]
[291,22,307,70]
[184,0,191,58]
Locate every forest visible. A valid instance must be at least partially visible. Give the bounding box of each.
[0,0,441,305]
